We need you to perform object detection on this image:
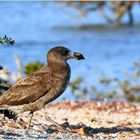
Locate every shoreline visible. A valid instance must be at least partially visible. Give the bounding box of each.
[0,101,139,139]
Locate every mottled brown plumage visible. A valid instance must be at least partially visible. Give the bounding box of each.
[0,46,84,130]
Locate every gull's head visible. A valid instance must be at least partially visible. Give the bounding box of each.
[47,46,85,64]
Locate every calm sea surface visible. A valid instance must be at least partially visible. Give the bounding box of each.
[0,2,140,100]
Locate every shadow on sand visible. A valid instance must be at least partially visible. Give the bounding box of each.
[58,122,140,137]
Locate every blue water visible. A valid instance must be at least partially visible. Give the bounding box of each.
[0,2,140,100]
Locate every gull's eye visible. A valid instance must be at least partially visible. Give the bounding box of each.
[62,49,69,55]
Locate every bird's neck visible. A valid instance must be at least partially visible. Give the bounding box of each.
[48,61,70,75]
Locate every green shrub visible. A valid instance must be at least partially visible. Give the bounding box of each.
[25,61,44,75]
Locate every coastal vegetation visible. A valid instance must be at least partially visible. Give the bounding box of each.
[1,56,140,102]
[62,1,139,26]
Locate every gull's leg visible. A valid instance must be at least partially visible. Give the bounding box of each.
[27,111,33,130]
[43,109,71,132]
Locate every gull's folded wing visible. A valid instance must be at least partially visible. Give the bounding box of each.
[0,72,50,106]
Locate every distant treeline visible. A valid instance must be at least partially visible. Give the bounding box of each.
[63,1,139,25]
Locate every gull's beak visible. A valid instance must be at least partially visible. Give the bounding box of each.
[70,52,85,60]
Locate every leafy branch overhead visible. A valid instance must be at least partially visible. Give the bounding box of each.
[0,35,15,46]
[0,66,3,70]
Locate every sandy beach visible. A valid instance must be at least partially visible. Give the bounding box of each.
[0,101,139,139]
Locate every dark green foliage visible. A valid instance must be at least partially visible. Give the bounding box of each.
[69,77,84,93]
[127,97,140,102]
[25,61,45,75]
[0,35,15,46]
[0,66,3,70]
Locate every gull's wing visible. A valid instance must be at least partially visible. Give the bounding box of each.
[0,72,51,106]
